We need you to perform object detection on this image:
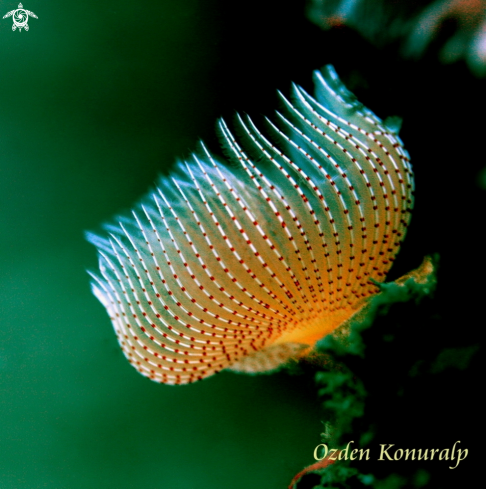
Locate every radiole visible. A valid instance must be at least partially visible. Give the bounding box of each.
[88,66,414,384]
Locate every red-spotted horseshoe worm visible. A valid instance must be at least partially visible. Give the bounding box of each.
[88,65,414,384]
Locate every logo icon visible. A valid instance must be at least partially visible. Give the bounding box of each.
[3,3,38,31]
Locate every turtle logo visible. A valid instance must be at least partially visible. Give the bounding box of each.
[3,3,38,31]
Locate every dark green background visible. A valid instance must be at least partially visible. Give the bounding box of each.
[0,2,324,488]
[0,1,483,488]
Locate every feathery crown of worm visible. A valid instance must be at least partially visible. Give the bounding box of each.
[88,66,414,384]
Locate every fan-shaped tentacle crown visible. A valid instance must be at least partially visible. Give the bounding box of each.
[89,66,414,384]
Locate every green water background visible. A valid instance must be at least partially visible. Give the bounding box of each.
[0,2,324,488]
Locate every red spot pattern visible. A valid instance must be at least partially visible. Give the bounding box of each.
[90,66,413,384]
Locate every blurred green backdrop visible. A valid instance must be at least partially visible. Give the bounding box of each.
[1,1,483,488]
[0,1,326,488]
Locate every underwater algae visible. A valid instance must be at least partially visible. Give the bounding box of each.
[289,255,439,488]
[88,65,421,385]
